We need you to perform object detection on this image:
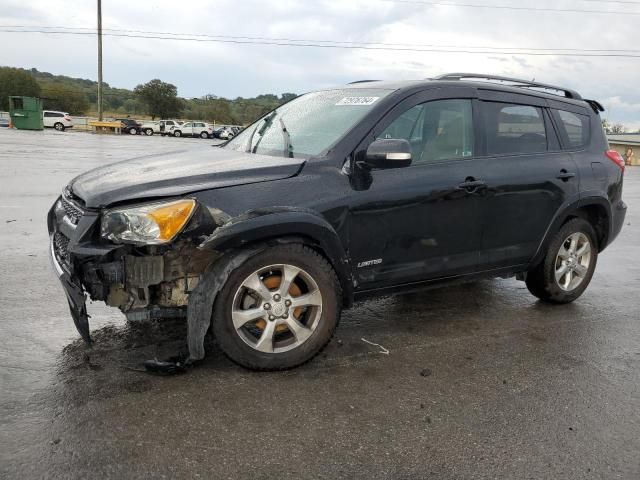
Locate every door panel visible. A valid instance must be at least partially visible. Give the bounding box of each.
[480,152,579,267]
[350,160,485,289]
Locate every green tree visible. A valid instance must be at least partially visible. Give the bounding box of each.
[183,97,235,125]
[0,67,41,110]
[280,93,298,103]
[41,83,89,114]
[134,79,182,119]
[610,123,626,134]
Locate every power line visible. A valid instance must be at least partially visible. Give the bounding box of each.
[3,25,639,53]
[380,0,640,15]
[2,28,640,58]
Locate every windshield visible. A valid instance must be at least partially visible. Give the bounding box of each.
[225,88,393,158]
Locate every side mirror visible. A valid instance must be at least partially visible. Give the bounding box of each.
[364,139,412,169]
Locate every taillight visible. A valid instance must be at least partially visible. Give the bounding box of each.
[605,149,625,172]
[64,116,71,121]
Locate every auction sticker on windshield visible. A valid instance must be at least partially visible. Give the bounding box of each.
[336,96,380,106]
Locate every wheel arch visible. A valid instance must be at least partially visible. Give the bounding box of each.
[531,196,612,267]
[199,208,354,307]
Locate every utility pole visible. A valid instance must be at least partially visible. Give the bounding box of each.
[97,0,103,121]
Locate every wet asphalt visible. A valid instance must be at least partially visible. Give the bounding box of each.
[0,128,639,479]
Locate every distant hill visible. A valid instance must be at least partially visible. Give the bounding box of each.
[2,66,296,124]
[28,67,138,113]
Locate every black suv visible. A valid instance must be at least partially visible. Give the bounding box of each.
[48,73,626,371]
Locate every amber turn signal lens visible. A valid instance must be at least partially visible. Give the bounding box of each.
[147,199,196,241]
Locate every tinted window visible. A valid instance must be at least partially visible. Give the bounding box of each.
[555,110,590,148]
[44,112,54,117]
[483,103,547,155]
[378,99,474,164]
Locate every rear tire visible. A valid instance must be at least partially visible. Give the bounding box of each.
[526,218,598,304]
[212,244,341,371]
[173,130,182,137]
[129,127,138,135]
[54,122,65,131]
[200,131,208,139]
[144,128,154,136]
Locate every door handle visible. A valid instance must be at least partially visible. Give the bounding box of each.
[557,169,576,181]
[457,177,487,193]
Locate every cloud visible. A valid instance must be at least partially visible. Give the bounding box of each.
[0,0,639,126]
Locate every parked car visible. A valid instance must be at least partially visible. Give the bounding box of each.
[116,118,142,135]
[140,121,160,136]
[0,118,9,128]
[49,74,626,372]
[158,120,183,136]
[214,126,235,140]
[168,121,213,139]
[43,110,73,131]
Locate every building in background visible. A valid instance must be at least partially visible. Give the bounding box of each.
[608,134,640,166]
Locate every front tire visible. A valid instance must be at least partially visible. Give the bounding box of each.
[526,218,598,304]
[212,244,341,371]
[129,127,138,135]
[173,130,182,137]
[144,128,154,136]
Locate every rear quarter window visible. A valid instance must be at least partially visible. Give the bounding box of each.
[553,109,590,149]
[482,102,548,155]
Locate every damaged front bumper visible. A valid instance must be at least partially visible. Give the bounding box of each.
[49,232,91,343]
[48,191,219,346]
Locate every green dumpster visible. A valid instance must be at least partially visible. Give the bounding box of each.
[9,96,44,130]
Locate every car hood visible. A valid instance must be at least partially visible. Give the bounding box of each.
[69,147,304,208]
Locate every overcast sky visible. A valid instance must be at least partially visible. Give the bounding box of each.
[1,0,639,129]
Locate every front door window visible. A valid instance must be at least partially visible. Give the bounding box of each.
[378,99,474,164]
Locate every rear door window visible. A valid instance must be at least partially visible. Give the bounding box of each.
[553,109,590,149]
[482,102,548,155]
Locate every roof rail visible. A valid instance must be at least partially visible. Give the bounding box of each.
[432,73,582,100]
[348,79,380,84]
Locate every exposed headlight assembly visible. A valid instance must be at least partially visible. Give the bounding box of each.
[101,199,196,245]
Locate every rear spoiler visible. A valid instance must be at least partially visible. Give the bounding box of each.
[585,99,605,114]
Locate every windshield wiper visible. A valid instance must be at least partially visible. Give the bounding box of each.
[246,111,277,153]
[279,118,293,158]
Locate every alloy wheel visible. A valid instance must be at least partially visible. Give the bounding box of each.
[231,264,323,354]
[554,232,591,291]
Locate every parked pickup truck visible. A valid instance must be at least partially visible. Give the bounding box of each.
[140,121,160,136]
[139,120,185,136]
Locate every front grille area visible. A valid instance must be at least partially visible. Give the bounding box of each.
[61,197,83,225]
[53,231,71,269]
